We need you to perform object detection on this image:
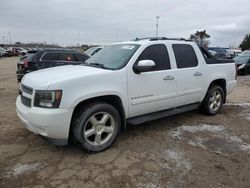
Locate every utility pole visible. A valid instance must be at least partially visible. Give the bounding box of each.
[156,16,160,37]
[8,32,11,45]
[2,36,5,44]
[78,32,80,47]
[51,36,54,45]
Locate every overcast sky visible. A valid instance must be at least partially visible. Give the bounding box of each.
[0,0,249,47]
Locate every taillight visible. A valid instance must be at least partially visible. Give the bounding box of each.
[235,64,238,80]
[23,60,28,68]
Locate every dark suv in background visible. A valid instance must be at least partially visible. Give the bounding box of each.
[16,49,89,82]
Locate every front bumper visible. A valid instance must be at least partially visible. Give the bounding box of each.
[16,95,74,145]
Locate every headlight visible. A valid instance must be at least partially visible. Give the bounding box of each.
[34,90,62,108]
[238,64,246,69]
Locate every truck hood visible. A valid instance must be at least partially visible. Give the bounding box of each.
[21,65,109,90]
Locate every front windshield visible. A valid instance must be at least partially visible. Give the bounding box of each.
[84,47,96,54]
[85,44,140,70]
[233,55,250,63]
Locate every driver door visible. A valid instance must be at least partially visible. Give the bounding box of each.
[127,44,177,118]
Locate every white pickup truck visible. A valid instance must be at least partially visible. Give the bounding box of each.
[16,37,237,153]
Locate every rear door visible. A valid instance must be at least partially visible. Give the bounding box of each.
[172,44,205,106]
[127,44,177,117]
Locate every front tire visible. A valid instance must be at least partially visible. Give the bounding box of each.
[201,85,224,115]
[72,102,121,153]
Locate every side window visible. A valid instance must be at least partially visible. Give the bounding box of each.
[75,54,89,62]
[58,53,75,61]
[136,44,171,71]
[41,53,58,61]
[172,44,198,68]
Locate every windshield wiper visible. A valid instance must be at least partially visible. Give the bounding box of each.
[85,63,108,69]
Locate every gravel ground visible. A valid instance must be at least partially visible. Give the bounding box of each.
[0,57,250,188]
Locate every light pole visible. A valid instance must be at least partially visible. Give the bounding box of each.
[2,36,5,44]
[78,32,80,47]
[156,16,160,37]
[8,32,11,45]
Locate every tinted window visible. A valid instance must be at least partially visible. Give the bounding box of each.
[136,44,171,71]
[58,53,75,61]
[26,54,35,61]
[173,44,198,68]
[41,53,58,61]
[75,54,89,62]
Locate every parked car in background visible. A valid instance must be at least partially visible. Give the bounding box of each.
[0,47,6,57]
[12,47,22,55]
[20,48,38,56]
[242,50,250,55]
[20,49,38,57]
[214,49,230,59]
[16,37,237,153]
[228,49,242,58]
[16,49,89,82]
[84,46,103,56]
[234,55,250,75]
[208,50,217,56]
[1,47,12,57]
[16,47,28,56]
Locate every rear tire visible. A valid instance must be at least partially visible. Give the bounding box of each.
[201,85,224,115]
[72,102,121,153]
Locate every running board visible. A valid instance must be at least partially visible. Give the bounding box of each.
[127,103,200,125]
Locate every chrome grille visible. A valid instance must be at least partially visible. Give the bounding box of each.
[21,84,33,95]
[20,84,33,107]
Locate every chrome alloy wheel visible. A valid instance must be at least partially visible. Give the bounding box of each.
[83,112,115,146]
[209,90,222,112]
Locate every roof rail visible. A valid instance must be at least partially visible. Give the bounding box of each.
[132,37,192,42]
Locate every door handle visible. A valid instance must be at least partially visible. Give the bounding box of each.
[194,72,203,76]
[163,75,175,80]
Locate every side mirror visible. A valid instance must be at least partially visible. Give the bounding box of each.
[133,60,156,74]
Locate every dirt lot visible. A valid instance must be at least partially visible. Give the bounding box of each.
[0,57,250,188]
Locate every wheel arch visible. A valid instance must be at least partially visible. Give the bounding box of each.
[69,95,126,141]
[207,78,227,103]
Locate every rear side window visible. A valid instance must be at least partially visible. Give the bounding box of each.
[172,44,198,68]
[136,44,171,71]
[41,53,58,61]
[58,53,75,61]
[26,54,35,61]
